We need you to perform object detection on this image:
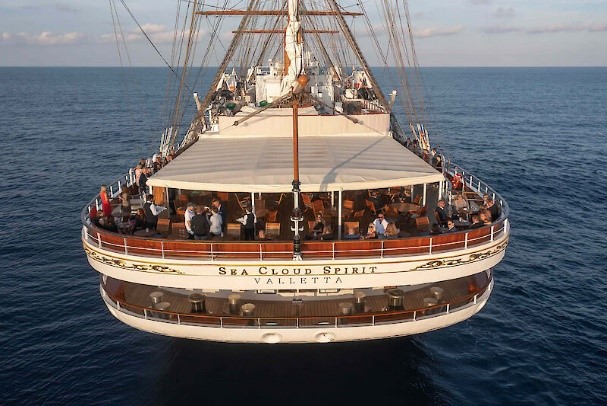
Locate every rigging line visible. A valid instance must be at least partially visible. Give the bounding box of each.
[117,0,192,94]
[326,0,389,111]
[162,0,183,124]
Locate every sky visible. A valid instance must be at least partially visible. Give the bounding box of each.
[0,0,606,67]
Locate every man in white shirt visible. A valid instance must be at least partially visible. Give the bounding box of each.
[185,202,195,239]
[373,213,389,238]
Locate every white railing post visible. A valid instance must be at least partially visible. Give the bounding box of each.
[429,238,433,254]
[332,242,335,260]
[259,244,263,261]
[381,240,384,258]
[372,315,375,326]
[210,243,214,260]
[144,308,147,319]
[97,232,102,248]
[177,314,181,325]
[474,294,477,304]
[446,303,450,314]
[464,232,468,249]
[161,241,165,259]
[490,226,495,241]
[413,311,416,321]
[123,238,128,254]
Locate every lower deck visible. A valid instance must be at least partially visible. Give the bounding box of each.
[102,270,491,328]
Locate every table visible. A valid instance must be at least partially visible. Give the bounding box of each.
[389,202,419,213]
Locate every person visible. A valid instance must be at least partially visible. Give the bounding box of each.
[397,187,412,204]
[237,206,256,241]
[138,167,149,195]
[384,222,399,239]
[119,189,131,221]
[364,223,377,239]
[312,214,324,239]
[191,205,210,240]
[469,214,484,229]
[368,190,386,211]
[185,202,195,239]
[373,213,388,238]
[134,163,143,187]
[479,210,492,225]
[486,198,501,222]
[320,225,335,240]
[152,155,162,173]
[99,185,112,218]
[209,207,223,237]
[451,170,463,190]
[133,208,146,230]
[343,225,360,240]
[446,220,457,233]
[431,151,443,171]
[434,199,449,227]
[143,194,160,230]
[168,188,177,215]
[212,197,227,236]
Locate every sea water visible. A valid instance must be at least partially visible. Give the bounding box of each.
[1,67,606,404]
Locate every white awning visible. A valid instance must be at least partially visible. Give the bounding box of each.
[147,134,443,192]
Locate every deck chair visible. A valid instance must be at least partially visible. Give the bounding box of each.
[353,209,365,220]
[365,199,377,215]
[156,218,171,235]
[343,199,355,218]
[226,223,242,239]
[302,193,313,213]
[216,191,228,202]
[265,222,281,239]
[266,210,278,222]
[413,195,423,205]
[312,199,325,216]
[415,216,430,233]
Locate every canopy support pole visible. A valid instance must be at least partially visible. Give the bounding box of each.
[337,190,343,240]
[291,96,303,260]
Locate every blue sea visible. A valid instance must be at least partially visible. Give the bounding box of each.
[1,67,606,405]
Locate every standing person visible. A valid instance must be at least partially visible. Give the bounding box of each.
[99,185,112,218]
[212,197,227,236]
[238,206,256,241]
[143,194,159,230]
[209,207,223,237]
[185,202,195,239]
[134,164,143,187]
[191,206,210,240]
[138,167,149,195]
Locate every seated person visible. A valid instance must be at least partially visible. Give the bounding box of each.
[434,199,449,227]
[363,223,377,239]
[372,213,389,237]
[312,214,324,239]
[396,187,412,203]
[469,214,484,229]
[343,225,360,240]
[479,209,492,225]
[320,225,335,240]
[446,220,457,233]
[486,198,501,221]
[384,222,399,239]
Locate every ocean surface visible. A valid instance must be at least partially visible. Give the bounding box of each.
[1,67,606,405]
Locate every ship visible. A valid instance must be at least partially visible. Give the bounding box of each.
[82,0,509,343]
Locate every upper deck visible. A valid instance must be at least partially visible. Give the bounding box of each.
[82,159,509,290]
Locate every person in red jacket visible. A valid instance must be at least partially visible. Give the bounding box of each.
[99,184,112,218]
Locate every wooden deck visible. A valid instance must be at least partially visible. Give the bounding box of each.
[104,271,490,320]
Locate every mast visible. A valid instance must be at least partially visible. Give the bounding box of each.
[288,0,304,260]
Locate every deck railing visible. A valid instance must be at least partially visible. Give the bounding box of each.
[82,162,509,261]
[101,280,491,330]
